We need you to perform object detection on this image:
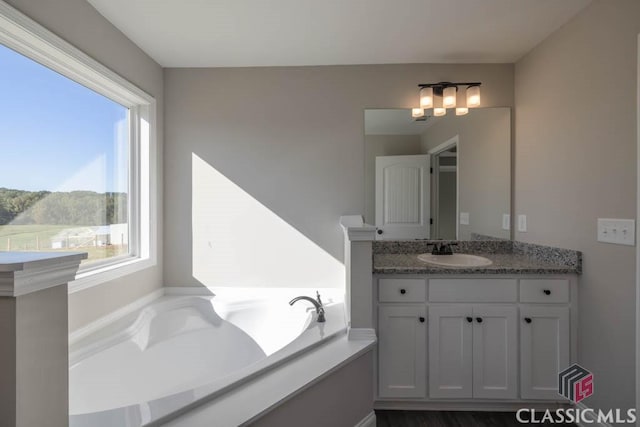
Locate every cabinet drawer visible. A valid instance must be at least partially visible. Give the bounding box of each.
[429,279,517,302]
[379,278,426,302]
[520,279,569,303]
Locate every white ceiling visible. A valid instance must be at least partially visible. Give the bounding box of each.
[87,0,591,68]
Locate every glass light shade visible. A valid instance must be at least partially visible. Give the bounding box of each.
[466,85,481,108]
[433,107,446,117]
[455,107,469,116]
[419,87,433,109]
[411,108,425,118]
[443,86,457,108]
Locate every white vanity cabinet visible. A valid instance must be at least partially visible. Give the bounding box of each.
[378,305,427,398]
[375,275,577,408]
[377,278,428,398]
[429,304,518,399]
[519,278,571,400]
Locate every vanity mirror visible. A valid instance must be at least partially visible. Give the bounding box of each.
[364,108,511,240]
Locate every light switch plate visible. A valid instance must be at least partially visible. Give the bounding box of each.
[502,214,510,230]
[460,212,470,225]
[518,215,527,232]
[597,218,635,246]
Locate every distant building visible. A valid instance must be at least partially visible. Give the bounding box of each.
[50,224,128,248]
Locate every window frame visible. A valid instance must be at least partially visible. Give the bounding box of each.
[0,1,158,293]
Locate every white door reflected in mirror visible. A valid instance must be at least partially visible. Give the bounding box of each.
[375,154,430,240]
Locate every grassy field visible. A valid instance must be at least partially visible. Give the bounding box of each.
[0,224,128,263]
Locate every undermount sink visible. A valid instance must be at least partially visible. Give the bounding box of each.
[417,253,493,268]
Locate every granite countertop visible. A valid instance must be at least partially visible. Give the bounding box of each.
[374,253,579,275]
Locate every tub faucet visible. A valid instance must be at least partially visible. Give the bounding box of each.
[289,291,326,322]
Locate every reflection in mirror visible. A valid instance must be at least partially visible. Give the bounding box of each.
[431,142,457,240]
[364,108,511,241]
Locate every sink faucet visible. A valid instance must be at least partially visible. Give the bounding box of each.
[429,242,458,255]
[289,291,326,322]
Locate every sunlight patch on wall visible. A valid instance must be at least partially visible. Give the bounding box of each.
[192,153,344,289]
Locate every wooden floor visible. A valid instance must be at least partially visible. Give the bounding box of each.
[375,410,576,426]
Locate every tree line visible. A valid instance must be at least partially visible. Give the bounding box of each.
[0,188,127,226]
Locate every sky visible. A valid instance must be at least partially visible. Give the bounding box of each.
[0,44,129,193]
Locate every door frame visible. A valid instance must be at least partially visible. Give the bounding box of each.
[635,33,640,427]
[428,135,459,239]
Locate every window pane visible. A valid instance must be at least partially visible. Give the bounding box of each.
[0,44,129,265]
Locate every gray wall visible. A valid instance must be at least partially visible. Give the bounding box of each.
[6,0,164,331]
[164,64,514,287]
[421,108,511,240]
[0,297,16,427]
[250,352,373,427]
[15,285,69,427]
[515,0,639,414]
[364,134,423,224]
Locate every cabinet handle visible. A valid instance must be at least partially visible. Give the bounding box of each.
[419,317,425,323]
[543,289,551,295]
[466,316,473,323]
[476,317,483,323]
[524,317,532,324]
[377,229,383,235]
[400,289,406,295]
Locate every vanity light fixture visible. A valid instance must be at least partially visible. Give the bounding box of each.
[433,107,447,117]
[412,108,425,118]
[419,87,433,109]
[466,84,481,108]
[442,86,457,108]
[414,82,481,117]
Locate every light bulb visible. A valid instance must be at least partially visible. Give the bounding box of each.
[419,87,433,109]
[466,85,481,108]
[455,107,468,116]
[433,107,446,117]
[443,86,457,108]
[412,108,425,118]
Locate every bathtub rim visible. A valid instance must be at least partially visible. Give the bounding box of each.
[154,330,376,427]
[68,286,353,425]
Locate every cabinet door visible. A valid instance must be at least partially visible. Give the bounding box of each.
[472,306,518,399]
[378,305,427,398]
[520,306,570,400]
[429,305,473,398]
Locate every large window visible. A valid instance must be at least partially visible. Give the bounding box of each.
[0,2,156,291]
[0,44,130,264]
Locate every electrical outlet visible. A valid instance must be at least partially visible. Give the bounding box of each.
[597,218,635,246]
[502,214,510,230]
[460,212,470,225]
[518,215,527,232]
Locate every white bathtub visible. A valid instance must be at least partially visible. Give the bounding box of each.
[69,288,346,427]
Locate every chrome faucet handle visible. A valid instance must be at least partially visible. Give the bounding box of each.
[316,291,323,306]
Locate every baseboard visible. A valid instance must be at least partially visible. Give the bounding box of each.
[374,400,569,412]
[354,411,376,427]
[575,402,613,427]
[69,288,164,344]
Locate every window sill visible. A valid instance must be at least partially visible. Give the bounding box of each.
[69,256,156,294]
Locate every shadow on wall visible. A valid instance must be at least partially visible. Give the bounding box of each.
[191,153,345,288]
